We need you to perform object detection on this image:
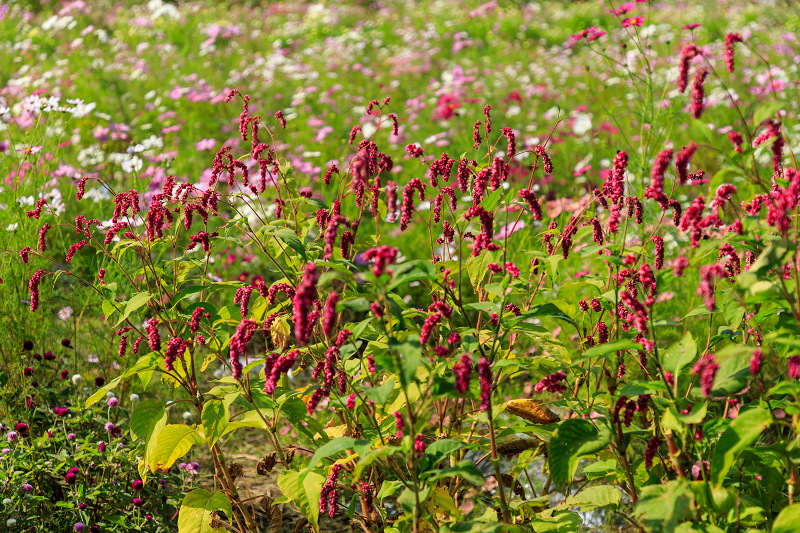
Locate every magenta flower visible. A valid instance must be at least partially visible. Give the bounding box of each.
[414,434,427,457]
[622,16,644,27]
[789,356,800,379]
[692,354,719,396]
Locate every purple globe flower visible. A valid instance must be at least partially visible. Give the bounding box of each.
[132,497,144,507]
[107,397,119,408]
[74,522,86,532]
[132,480,144,491]
[22,483,33,492]
[7,431,18,442]
[65,472,78,484]
[104,422,115,432]
[62,338,72,348]
[98,442,106,453]
[67,433,76,440]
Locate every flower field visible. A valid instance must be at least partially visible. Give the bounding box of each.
[3,0,800,531]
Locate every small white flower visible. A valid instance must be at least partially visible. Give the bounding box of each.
[120,155,143,174]
[6,222,18,231]
[71,374,83,385]
[57,306,73,321]
[106,391,116,398]
[17,195,35,207]
[129,393,140,402]
[572,113,593,136]
[2,498,11,505]
[7,518,16,527]
[182,411,193,421]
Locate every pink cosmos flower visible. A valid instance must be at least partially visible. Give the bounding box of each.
[610,2,636,16]
[195,138,216,151]
[622,17,644,27]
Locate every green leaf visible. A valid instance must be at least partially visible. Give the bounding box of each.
[130,399,166,442]
[747,241,793,275]
[579,339,640,360]
[278,470,323,529]
[424,461,485,486]
[529,511,583,533]
[275,228,306,260]
[466,250,493,289]
[148,425,204,473]
[115,292,152,327]
[177,489,232,533]
[101,300,116,319]
[710,406,770,487]
[565,485,622,510]
[753,101,786,127]
[549,419,610,489]
[635,479,695,533]
[423,439,466,464]
[304,437,363,472]
[201,400,229,445]
[391,337,422,387]
[86,354,161,408]
[170,285,205,307]
[365,377,395,406]
[662,332,697,379]
[773,502,800,533]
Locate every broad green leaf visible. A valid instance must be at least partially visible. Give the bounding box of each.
[746,241,793,275]
[753,101,786,127]
[549,419,610,489]
[392,337,422,386]
[177,489,231,533]
[580,339,640,361]
[365,377,395,406]
[565,485,622,510]
[635,479,695,533]
[115,292,152,327]
[85,354,160,408]
[662,332,697,379]
[423,439,466,464]
[275,228,306,260]
[130,399,166,442]
[201,400,229,445]
[278,470,323,529]
[529,511,583,533]
[148,425,204,473]
[304,437,364,472]
[423,461,485,486]
[773,502,800,533]
[466,250,493,289]
[710,407,770,487]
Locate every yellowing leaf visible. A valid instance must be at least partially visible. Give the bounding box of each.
[505,399,560,425]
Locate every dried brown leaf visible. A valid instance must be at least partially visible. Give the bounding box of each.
[257,453,278,475]
[228,462,243,480]
[496,438,542,457]
[505,399,560,425]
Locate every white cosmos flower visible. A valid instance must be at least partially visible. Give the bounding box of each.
[120,155,143,174]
